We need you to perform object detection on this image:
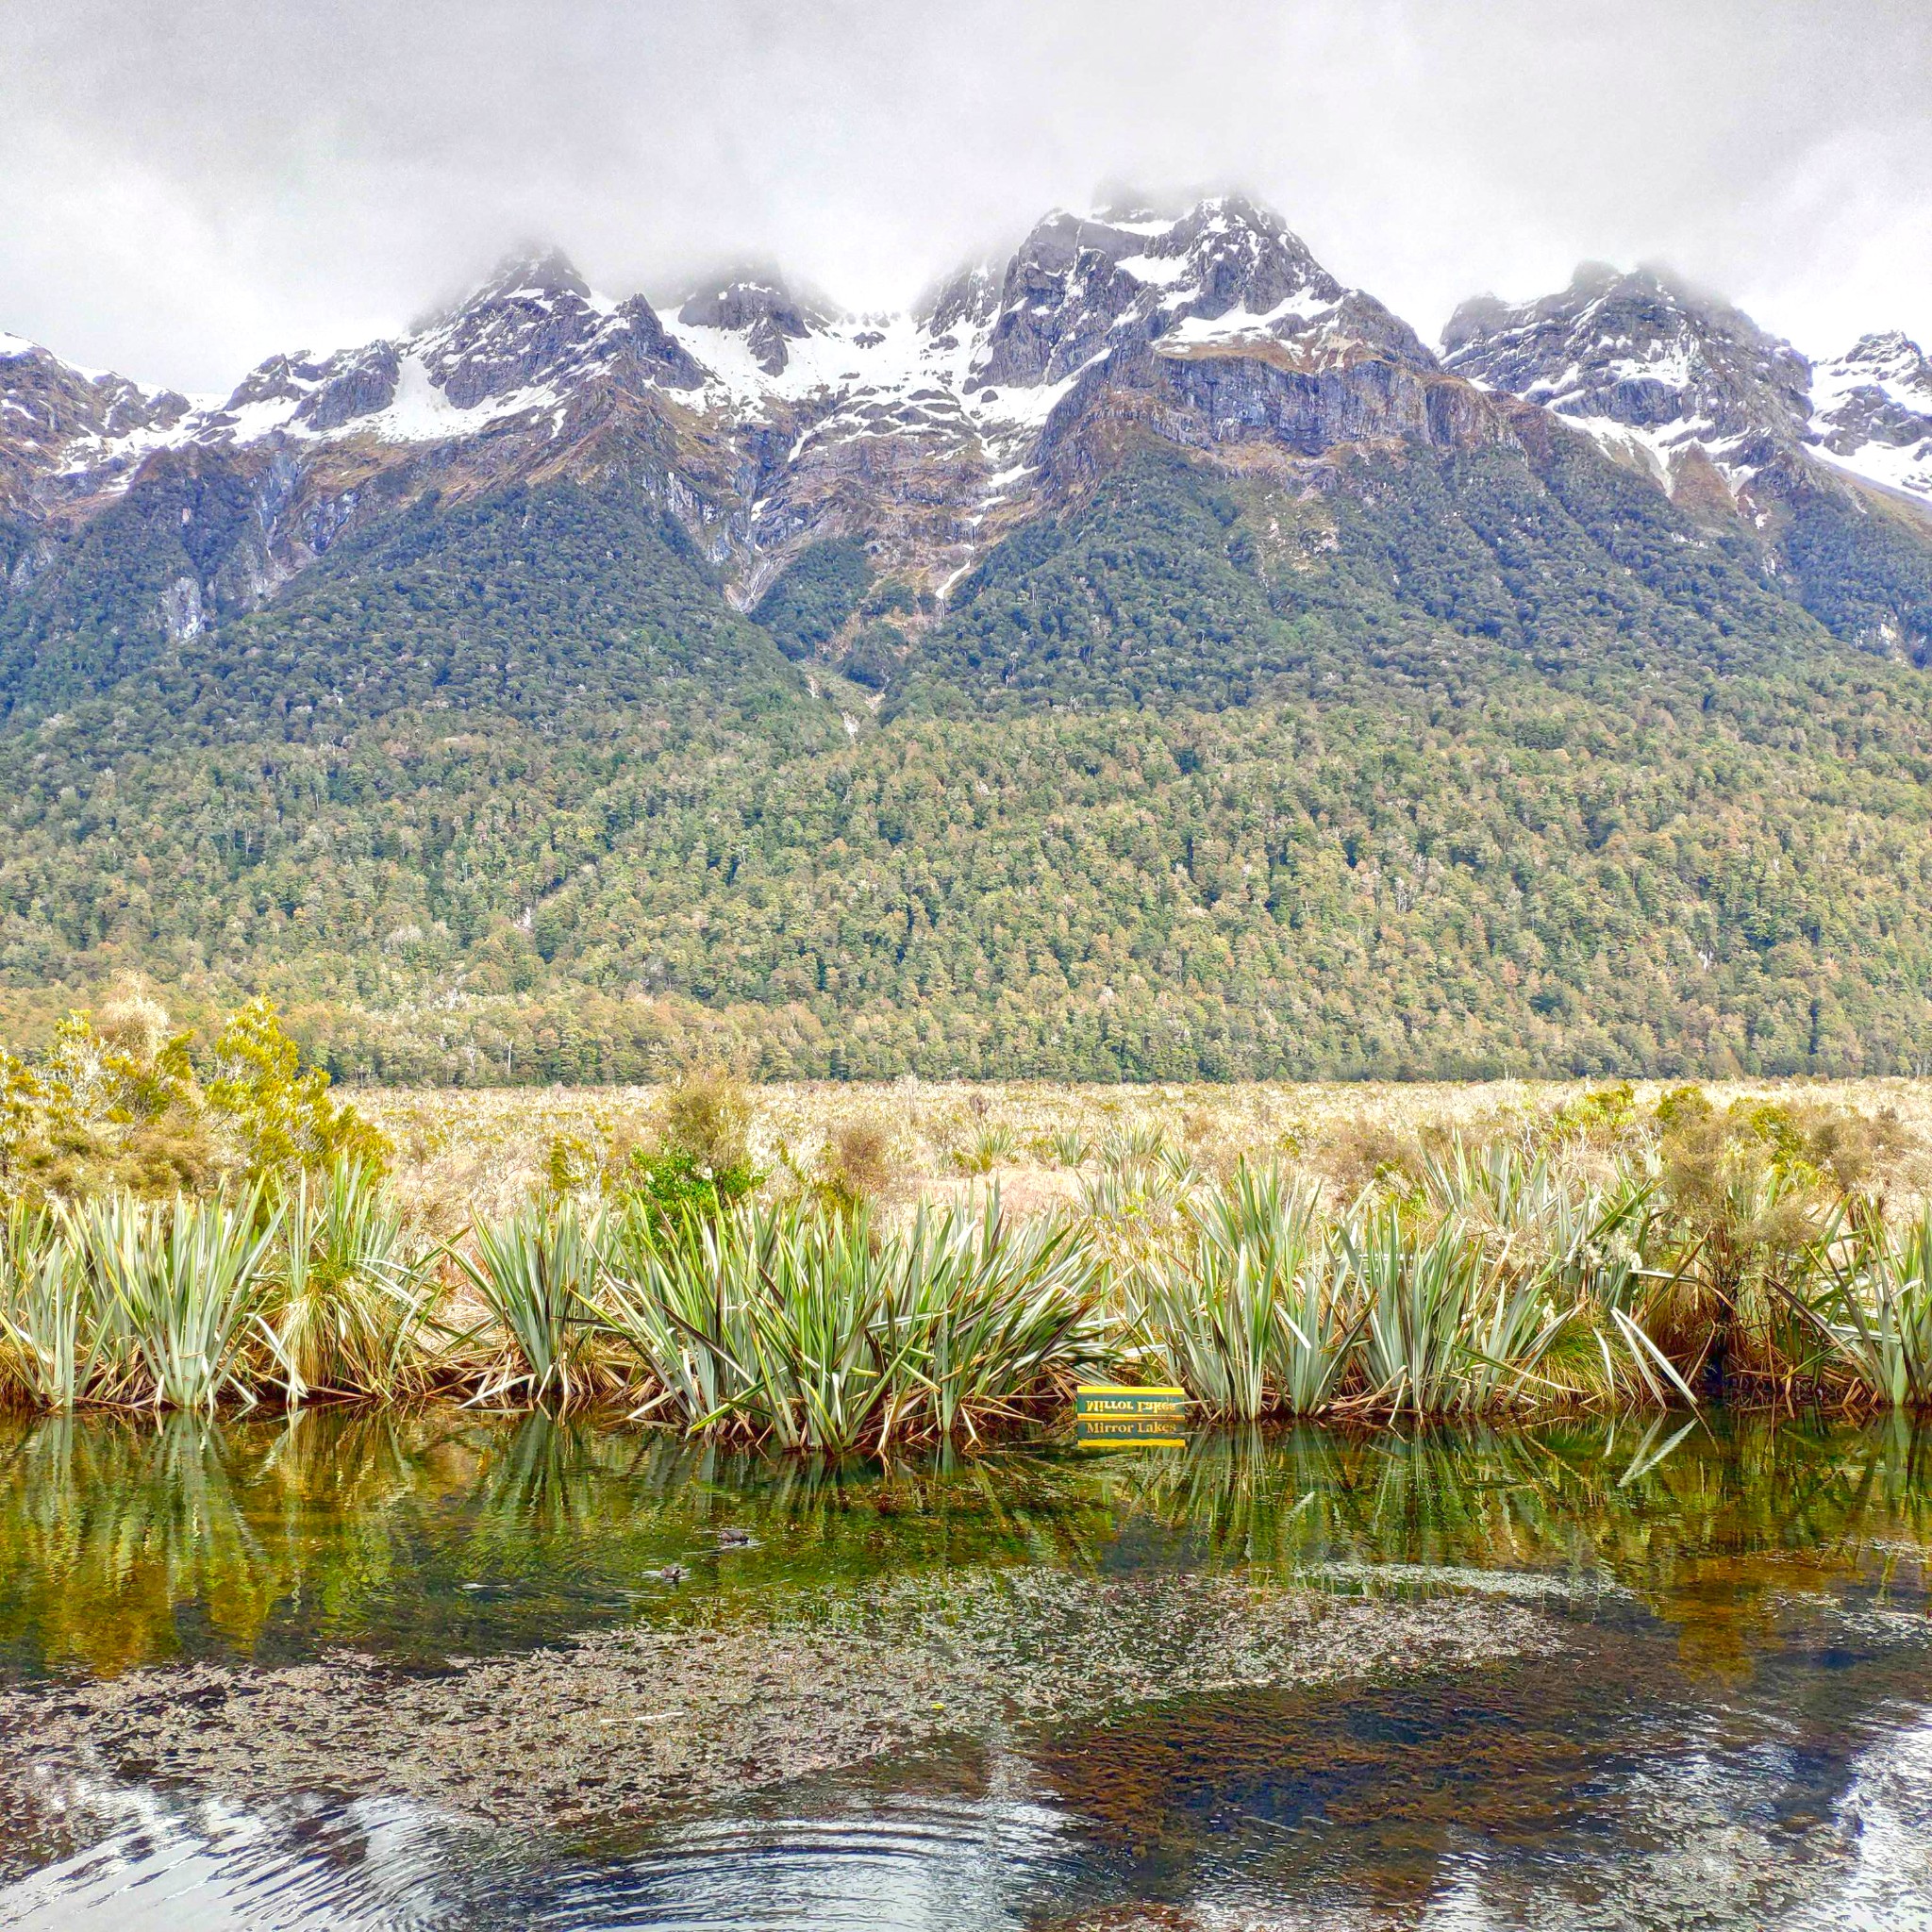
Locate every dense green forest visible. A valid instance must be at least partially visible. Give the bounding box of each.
[3,439,1932,1084]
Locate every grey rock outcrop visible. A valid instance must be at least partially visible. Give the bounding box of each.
[1808,331,1932,502]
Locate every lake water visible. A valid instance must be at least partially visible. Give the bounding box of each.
[0,1408,1926,1929]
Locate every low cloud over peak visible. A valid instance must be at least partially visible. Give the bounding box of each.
[4,0,1928,391]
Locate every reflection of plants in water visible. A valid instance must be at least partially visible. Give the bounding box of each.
[1,1407,1925,1682]
[0,1410,1121,1674]
[1108,1424,1592,1578]
[0,1414,277,1673]
[1590,1414,1932,1672]
[1101,1415,1932,1674]
[0,1408,485,1672]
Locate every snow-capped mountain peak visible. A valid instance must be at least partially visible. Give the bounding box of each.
[675,271,833,377]
[0,333,192,507]
[183,247,709,450]
[1443,262,1932,519]
[450,245,594,310]
[1808,330,1932,503]
[1442,261,1814,498]
[1124,193,1343,317]
[929,193,1426,394]
[411,247,620,410]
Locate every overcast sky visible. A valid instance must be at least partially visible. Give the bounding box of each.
[5,0,1928,392]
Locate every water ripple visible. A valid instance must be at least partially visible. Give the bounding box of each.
[0,1787,1082,1932]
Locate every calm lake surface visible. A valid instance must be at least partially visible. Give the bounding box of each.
[0,1408,1927,1929]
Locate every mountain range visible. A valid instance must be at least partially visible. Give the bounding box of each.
[4,193,1932,1082]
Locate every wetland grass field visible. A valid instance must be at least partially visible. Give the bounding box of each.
[4,999,1932,1442]
[360,1072,1932,1226]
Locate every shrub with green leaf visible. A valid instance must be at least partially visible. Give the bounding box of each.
[0,994,384,1207]
[205,998,390,1186]
[599,1197,1103,1450]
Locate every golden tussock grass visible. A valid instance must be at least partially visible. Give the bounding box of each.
[360,1076,1932,1225]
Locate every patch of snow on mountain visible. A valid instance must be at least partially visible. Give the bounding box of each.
[1112,253,1196,289]
[967,360,1091,436]
[1810,435,1932,506]
[670,294,1070,475]
[205,392,309,443]
[376,355,534,441]
[383,356,451,438]
[1097,213,1182,238]
[1160,288,1341,349]
[668,311,924,410]
[1555,415,1681,491]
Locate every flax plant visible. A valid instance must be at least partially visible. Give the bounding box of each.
[259,1158,441,1403]
[450,1200,607,1407]
[74,1191,280,1411]
[1208,1168,1361,1414]
[1805,1203,1932,1409]
[897,1199,1103,1441]
[600,1198,1102,1451]
[734,1208,925,1452]
[1421,1139,1687,1407]
[1134,1167,1356,1418]
[608,1205,913,1452]
[1344,1208,1544,1415]
[598,1207,763,1429]
[0,1205,97,1408]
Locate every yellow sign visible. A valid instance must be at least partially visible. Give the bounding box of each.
[1074,1383,1190,1421]
[1074,1414,1189,1451]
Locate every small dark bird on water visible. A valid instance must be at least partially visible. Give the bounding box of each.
[656,1564,688,1583]
[717,1527,755,1548]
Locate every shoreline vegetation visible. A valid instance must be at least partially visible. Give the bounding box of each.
[3,993,1931,1444]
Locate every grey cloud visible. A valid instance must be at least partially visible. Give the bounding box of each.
[3,0,1927,391]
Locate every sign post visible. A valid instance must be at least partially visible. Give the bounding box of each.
[1073,1383,1189,1449]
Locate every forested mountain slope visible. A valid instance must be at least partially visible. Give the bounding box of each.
[4,196,1932,1080]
